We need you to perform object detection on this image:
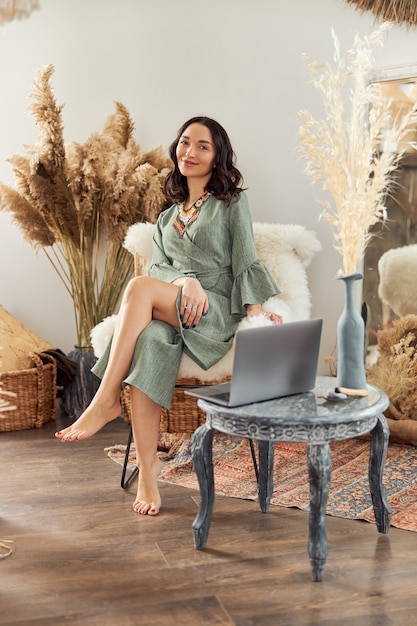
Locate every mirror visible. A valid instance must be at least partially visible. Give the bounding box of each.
[363,63,417,362]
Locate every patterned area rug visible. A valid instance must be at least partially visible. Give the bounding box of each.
[105,433,417,532]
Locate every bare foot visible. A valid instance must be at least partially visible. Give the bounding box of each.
[133,457,162,516]
[55,397,121,442]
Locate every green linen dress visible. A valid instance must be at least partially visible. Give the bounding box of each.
[92,192,279,408]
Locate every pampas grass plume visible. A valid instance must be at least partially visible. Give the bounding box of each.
[297,23,417,276]
[0,65,172,346]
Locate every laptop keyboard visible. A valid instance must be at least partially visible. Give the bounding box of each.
[211,391,231,402]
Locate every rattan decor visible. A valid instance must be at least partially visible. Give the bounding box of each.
[121,376,231,433]
[346,0,417,27]
[0,352,57,431]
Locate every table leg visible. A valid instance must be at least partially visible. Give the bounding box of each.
[191,423,214,550]
[369,412,392,534]
[258,440,275,513]
[307,443,331,582]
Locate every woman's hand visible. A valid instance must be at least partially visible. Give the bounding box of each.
[173,276,209,328]
[246,304,283,324]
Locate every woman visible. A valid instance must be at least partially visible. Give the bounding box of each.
[55,116,282,516]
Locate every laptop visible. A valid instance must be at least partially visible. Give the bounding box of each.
[185,318,322,407]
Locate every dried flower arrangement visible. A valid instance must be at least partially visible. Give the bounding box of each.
[297,23,417,277]
[0,65,172,347]
[367,314,417,421]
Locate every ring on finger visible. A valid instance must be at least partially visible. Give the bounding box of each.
[185,305,192,309]
[192,306,198,311]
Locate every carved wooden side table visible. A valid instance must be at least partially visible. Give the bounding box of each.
[191,376,390,581]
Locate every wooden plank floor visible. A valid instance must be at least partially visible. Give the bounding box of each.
[2,411,417,625]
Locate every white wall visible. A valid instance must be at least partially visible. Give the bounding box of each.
[0,0,416,371]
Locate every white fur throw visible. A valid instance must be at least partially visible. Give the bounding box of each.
[91,221,321,381]
[378,244,417,317]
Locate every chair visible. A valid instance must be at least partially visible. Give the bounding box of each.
[91,221,322,487]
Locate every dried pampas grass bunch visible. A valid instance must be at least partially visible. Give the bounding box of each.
[0,0,39,25]
[345,0,417,28]
[297,23,417,277]
[0,65,172,347]
[367,315,417,421]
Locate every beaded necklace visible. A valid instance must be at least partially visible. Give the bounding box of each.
[173,192,212,237]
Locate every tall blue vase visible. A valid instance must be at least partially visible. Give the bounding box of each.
[336,273,367,390]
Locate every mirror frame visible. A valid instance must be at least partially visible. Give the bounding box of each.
[369,62,417,85]
[363,62,417,348]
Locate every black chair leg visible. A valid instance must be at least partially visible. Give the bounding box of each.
[121,424,139,489]
[121,429,259,489]
[248,438,259,483]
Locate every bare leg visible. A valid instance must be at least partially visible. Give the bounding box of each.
[55,276,180,442]
[130,386,162,516]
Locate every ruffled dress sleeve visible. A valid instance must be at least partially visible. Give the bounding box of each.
[229,193,280,316]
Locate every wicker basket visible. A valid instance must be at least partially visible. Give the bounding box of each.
[121,376,231,433]
[0,352,57,432]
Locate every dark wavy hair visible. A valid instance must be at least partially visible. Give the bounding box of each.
[164,116,244,205]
